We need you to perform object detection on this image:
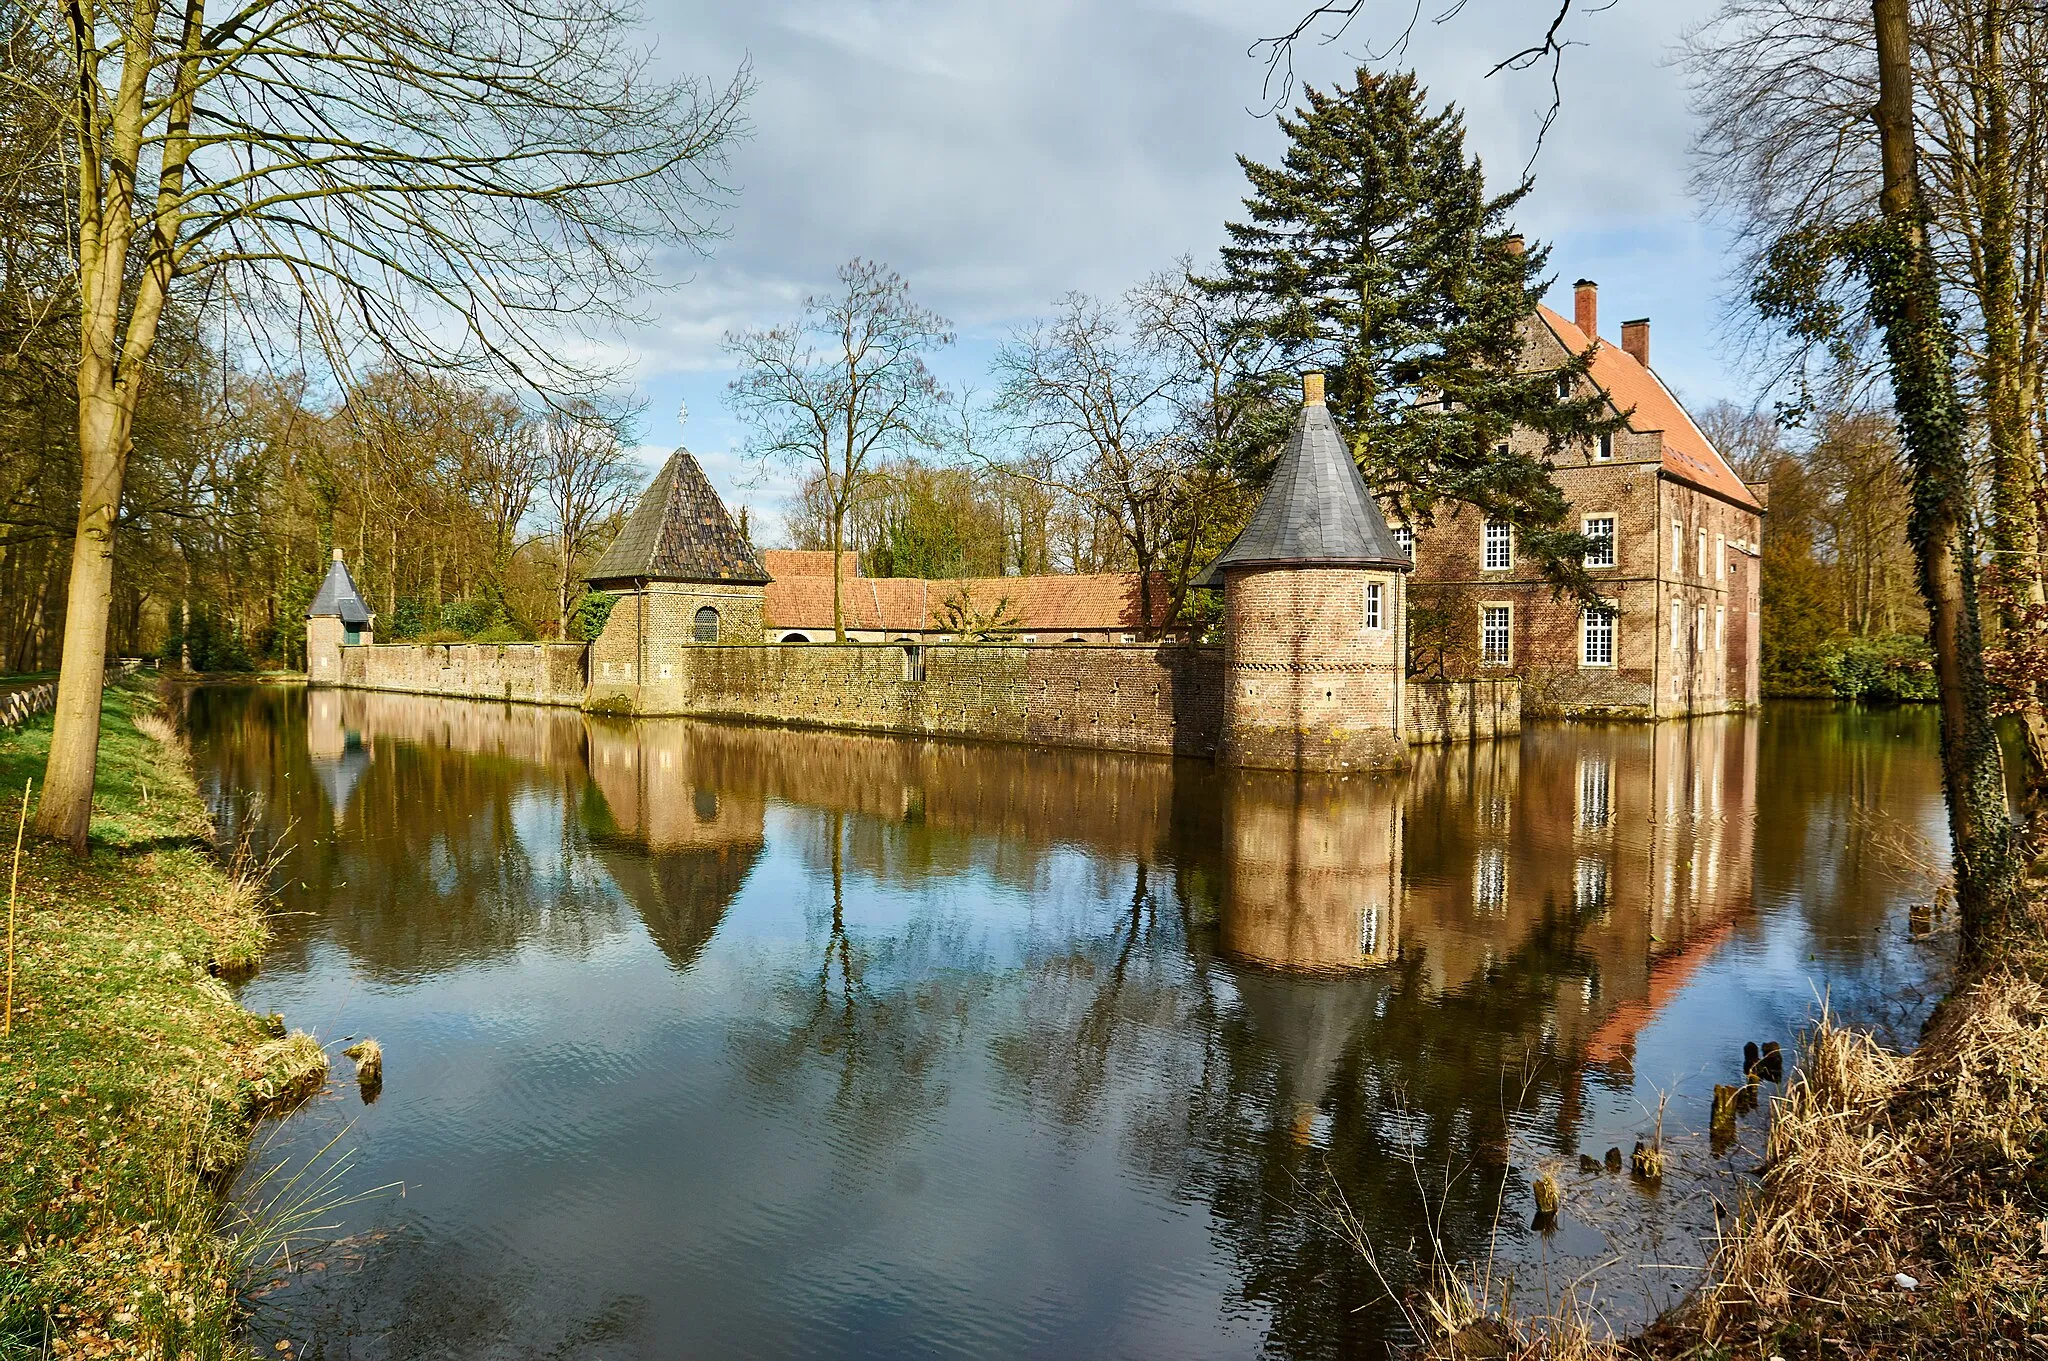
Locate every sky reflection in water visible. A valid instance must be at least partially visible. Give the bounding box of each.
[185,688,1949,1361]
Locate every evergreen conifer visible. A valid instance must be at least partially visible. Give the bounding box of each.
[1205,68,1618,588]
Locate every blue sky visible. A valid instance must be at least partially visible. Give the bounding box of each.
[601,0,1735,542]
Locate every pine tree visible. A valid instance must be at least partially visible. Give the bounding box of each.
[1205,68,1616,587]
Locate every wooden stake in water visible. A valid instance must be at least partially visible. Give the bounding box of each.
[5,777,27,1039]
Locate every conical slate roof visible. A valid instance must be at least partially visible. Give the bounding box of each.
[586,448,770,587]
[307,552,373,626]
[1194,380,1409,586]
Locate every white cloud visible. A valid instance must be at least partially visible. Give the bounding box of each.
[611,0,1731,542]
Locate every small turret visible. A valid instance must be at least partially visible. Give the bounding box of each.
[305,549,374,685]
[1196,373,1412,771]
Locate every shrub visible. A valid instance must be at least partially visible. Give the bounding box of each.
[569,591,618,642]
[1818,632,1938,703]
[437,598,494,636]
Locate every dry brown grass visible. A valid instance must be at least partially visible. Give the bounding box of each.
[1669,952,2048,1359]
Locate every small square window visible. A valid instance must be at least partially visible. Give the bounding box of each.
[1482,520,1512,571]
[1583,515,1615,568]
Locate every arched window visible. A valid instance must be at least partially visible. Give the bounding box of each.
[693,606,719,643]
[782,632,810,644]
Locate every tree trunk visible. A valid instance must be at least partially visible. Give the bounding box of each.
[1869,0,2023,956]
[1972,0,2048,818]
[830,513,846,643]
[36,386,131,852]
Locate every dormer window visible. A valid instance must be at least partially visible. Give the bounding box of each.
[1393,524,1414,561]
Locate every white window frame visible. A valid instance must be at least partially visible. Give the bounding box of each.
[1392,524,1414,561]
[1363,581,1384,631]
[1671,600,1682,654]
[1671,520,1683,575]
[1698,528,1708,578]
[1581,602,1616,668]
[1482,519,1513,572]
[1696,605,1707,651]
[1715,534,1725,579]
[1596,431,1614,461]
[1582,514,1616,568]
[1716,605,1726,651]
[1480,603,1513,666]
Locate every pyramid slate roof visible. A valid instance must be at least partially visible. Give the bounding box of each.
[307,553,373,626]
[1194,391,1409,587]
[586,448,770,587]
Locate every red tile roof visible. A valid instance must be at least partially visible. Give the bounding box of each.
[762,549,860,580]
[763,572,1174,634]
[1536,305,1763,512]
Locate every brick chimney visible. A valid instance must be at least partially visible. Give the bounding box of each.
[1574,279,1598,339]
[1621,317,1650,368]
[1505,234,1525,256]
[1303,371,1325,406]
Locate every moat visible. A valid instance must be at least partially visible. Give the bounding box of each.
[185,687,1949,1360]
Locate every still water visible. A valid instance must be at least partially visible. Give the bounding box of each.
[184,688,1949,1360]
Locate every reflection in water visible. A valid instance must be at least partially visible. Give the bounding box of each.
[193,690,1949,1360]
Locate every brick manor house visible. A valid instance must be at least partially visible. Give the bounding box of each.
[1397,275,1765,718]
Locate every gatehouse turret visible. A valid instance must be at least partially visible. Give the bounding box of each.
[1194,373,1412,772]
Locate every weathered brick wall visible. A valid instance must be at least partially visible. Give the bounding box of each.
[1405,678,1522,745]
[1218,564,1407,771]
[339,641,587,705]
[328,636,1514,758]
[1024,644,1223,756]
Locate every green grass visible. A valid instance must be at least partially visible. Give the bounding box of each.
[0,680,313,1360]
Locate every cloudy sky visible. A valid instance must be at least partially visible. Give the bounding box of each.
[612,0,1733,540]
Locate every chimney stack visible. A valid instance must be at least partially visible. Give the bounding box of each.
[1303,371,1325,406]
[1505,234,1526,256]
[1621,317,1650,368]
[1574,279,1598,339]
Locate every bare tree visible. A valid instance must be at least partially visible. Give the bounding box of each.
[726,259,953,642]
[13,0,749,850]
[993,293,1189,636]
[541,408,638,636]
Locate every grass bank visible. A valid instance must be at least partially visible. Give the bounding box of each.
[1412,886,2048,1361]
[0,681,321,1360]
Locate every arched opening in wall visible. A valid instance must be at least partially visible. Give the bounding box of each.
[693,606,720,643]
[782,633,810,644]
[1064,636,1086,644]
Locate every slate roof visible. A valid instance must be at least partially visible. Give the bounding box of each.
[1194,391,1409,587]
[307,554,373,627]
[586,448,770,587]
[763,571,1175,634]
[1535,305,1763,511]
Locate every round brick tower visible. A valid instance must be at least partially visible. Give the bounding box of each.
[1194,373,1412,772]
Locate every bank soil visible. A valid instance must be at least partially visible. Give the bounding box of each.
[0,682,320,1359]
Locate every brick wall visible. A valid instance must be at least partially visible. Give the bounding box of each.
[1218,564,1407,771]
[1405,678,1522,745]
[326,630,1514,760]
[339,641,587,705]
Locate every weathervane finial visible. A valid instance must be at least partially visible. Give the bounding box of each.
[677,399,689,438]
